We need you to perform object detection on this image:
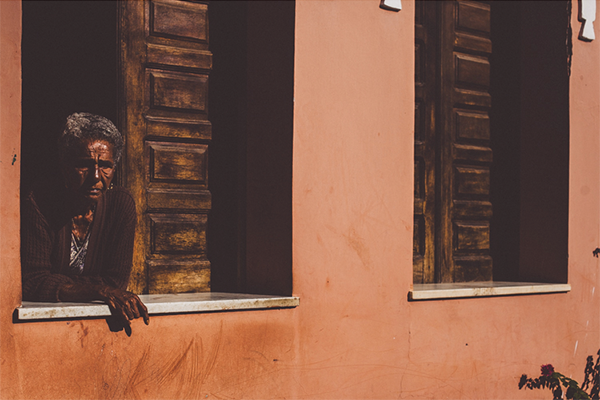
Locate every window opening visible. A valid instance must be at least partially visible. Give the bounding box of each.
[413,0,570,284]
[21,0,294,297]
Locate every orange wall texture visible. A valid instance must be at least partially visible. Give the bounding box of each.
[1,1,599,399]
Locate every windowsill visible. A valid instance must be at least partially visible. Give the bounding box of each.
[409,281,571,301]
[15,292,300,321]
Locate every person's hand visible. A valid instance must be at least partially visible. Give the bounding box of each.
[58,283,150,327]
[97,286,149,327]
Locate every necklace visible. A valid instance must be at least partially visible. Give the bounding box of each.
[69,204,95,275]
[70,228,91,275]
[71,204,96,241]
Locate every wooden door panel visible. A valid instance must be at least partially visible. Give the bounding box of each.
[455,111,490,141]
[455,33,492,54]
[413,216,425,254]
[453,144,492,164]
[446,0,493,282]
[147,142,208,184]
[149,0,208,43]
[453,222,490,251]
[454,167,490,197]
[454,54,490,88]
[413,0,437,283]
[147,189,211,211]
[453,256,492,282]
[146,118,212,140]
[453,200,492,219]
[414,0,493,283]
[415,42,425,86]
[453,90,491,109]
[120,0,212,294]
[414,101,425,141]
[150,213,207,254]
[148,70,208,113]
[147,260,210,293]
[414,158,424,200]
[455,1,490,35]
[147,44,212,70]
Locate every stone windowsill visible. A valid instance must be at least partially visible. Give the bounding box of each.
[409,281,571,301]
[15,292,300,321]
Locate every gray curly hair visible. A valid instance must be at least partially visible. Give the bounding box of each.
[58,112,124,164]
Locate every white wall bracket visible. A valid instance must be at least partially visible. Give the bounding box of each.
[579,0,596,41]
[380,0,401,12]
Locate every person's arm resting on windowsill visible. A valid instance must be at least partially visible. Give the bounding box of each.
[20,113,148,327]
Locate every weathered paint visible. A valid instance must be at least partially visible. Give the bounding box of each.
[1,1,599,399]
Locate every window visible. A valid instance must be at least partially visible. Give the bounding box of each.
[21,0,294,298]
[413,0,570,285]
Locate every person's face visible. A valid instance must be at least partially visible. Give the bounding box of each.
[62,139,115,204]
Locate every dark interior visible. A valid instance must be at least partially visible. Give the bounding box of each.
[490,1,570,283]
[208,1,295,295]
[21,1,117,195]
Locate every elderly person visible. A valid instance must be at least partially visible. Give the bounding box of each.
[21,112,149,326]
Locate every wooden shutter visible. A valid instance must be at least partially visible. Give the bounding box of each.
[414,0,493,283]
[119,0,212,294]
[439,0,493,282]
[413,1,437,284]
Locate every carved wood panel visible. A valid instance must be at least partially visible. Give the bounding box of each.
[441,0,493,282]
[413,0,437,283]
[414,0,493,283]
[150,0,208,43]
[119,0,212,294]
[147,70,208,113]
[147,141,208,184]
[149,213,207,254]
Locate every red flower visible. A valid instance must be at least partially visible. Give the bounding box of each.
[541,364,554,377]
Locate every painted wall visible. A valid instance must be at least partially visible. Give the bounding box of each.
[1,1,599,399]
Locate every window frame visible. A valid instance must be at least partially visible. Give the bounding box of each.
[412,0,571,288]
[18,0,296,320]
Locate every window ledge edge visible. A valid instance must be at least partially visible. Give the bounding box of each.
[15,292,300,321]
[408,282,571,301]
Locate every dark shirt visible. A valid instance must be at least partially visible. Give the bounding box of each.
[21,182,136,302]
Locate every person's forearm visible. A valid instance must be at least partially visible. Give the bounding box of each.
[57,282,105,302]
[58,282,149,325]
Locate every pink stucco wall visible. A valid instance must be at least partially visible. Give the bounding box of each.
[1,1,598,399]
[0,0,24,396]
